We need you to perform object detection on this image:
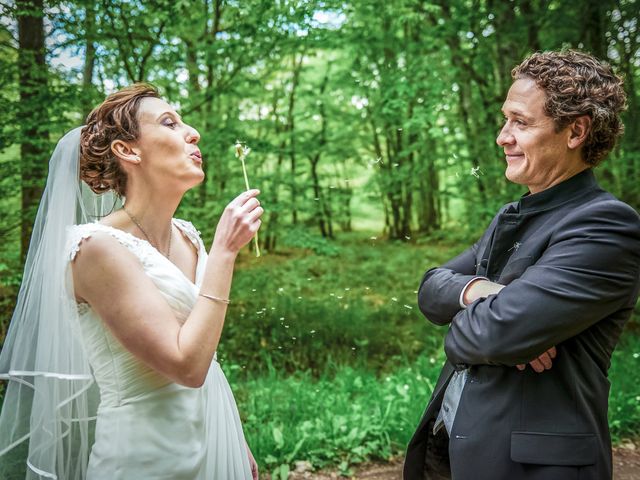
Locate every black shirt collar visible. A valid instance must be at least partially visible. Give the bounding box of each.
[515,169,598,213]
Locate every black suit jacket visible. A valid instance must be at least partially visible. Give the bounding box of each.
[404,170,640,480]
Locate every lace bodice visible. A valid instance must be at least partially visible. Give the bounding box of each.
[65,219,208,406]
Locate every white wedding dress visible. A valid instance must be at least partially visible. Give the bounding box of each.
[65,218,252,480]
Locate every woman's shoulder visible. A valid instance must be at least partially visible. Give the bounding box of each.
[66,222,147,262]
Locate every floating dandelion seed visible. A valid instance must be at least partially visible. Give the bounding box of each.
[391,297,398,302]
[234,140,261,257]
[370,236,377,240]
[470,166,482,178]
[508,241,522,252]
[403,304,413,309]
[309,330,316,334]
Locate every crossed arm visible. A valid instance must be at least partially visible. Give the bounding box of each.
[462,278,555,372]
[419,201,640,370]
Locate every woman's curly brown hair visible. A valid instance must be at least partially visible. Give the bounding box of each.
[512,50,627,166]
[80,83,160,195]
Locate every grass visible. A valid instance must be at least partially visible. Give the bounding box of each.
[225,353,444,478]
[227,320,640,477]
[218,231,464,374]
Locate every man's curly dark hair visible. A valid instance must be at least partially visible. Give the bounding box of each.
[512,50,627,166]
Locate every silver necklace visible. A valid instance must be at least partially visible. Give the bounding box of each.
[122,207,172,259]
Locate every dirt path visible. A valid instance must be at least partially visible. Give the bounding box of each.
[284,442,640,479]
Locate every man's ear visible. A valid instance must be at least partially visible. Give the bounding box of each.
[568,116,591,150]
[111,140,141,165]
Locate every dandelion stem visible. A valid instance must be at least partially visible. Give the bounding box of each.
[240,158,261,257]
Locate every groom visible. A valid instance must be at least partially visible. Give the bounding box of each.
[404,50,640,480]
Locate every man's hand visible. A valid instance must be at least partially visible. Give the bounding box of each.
[517,346,557,373]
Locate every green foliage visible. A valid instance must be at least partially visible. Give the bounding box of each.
[226,322,640,475]
[608,322,640,442]
[219,233,458,374]
[226,353,443,474]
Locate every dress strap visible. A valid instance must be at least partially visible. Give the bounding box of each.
[172,219,204,251]
[66,223,154,266]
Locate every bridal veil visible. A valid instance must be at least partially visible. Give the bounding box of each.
[0,127,120,479]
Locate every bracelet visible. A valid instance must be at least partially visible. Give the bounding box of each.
[199,293,231,305]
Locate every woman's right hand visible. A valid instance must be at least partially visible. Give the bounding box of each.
[212,189,263,254]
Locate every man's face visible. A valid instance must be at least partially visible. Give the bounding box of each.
[496,78,584,194]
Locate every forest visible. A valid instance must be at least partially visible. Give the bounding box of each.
[1,0,639,478]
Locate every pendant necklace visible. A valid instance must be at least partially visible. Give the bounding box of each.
[122,207,172,259]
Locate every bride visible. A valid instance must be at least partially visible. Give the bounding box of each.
[0,84,261,479]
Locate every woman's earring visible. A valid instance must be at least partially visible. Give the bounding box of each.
[134,155,141,163]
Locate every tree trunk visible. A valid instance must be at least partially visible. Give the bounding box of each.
[17,0,48,262]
